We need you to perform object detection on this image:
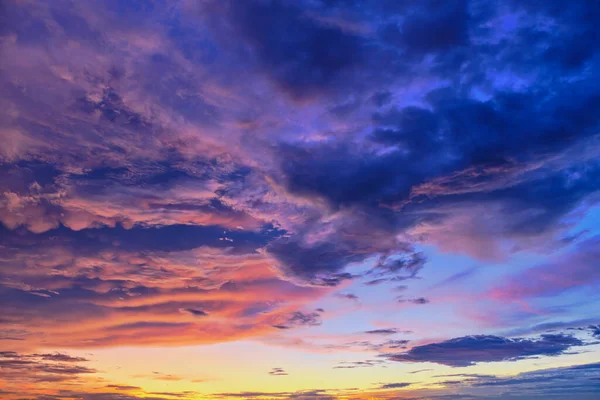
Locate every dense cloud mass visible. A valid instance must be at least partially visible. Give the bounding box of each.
[1,0,600,399]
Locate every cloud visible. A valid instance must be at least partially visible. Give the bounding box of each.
[39,392,177,400]
[271,311,323,330]
[504,318,600,337]
[333,339,410,353]
[0,351,96,385]
[489,236,600,300]
[342,362,600,400]
[334,292,359,301]
[378,382,412,389]
[432,373,497,380]
[409,369,433,374]
[398,297,431,305]
[265,234,374,287]
[225,0,365,101]
[384,333,584,367]
[430,362,600,399]
[213,391,291,398]
[0,241,326,348]
[428,267,478,291]
[333,359,386,369]
[363,278,388,286]
[106,385,142,391]
[131,372,185,382]
[268,367,288,376]
[181,308,209,317]
[371,253,427,280]
[35,353,90,363]
[212,389,337,399]
[381,0,470,57]
[364,328,399,335]
[148,393,199,399]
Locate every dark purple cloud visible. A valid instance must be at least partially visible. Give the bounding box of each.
[226,0,365,100]
[271,311,322,330]
[182,308,209,317]
[398,297,431,305]
[268,367,288,376]
[333,359,386,369]
[589,325,600,338]
[0,351,96,384]
[364,328,399,335]
[378,382,412,389]
[385,334,584,367]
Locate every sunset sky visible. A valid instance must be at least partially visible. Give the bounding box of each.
[1,1,600,399]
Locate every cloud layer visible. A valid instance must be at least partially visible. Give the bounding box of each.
[1,0,600,399]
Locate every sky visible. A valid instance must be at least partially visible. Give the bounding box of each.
[0,0,599,399]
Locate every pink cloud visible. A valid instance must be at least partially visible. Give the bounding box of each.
[0,243,332,350]
[488,236,600,300]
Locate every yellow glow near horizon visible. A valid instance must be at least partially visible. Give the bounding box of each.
[38,341,600,399]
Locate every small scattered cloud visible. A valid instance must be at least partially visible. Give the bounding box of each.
[181,308,209,317]
[409,368,433,374]
[268,367,288,376]
[398,297,430,305]
[333,359,386,369]
[334,292,359,301]
[363,278,388,286]
[106,384,142,391]
[377,382,412,389]
[271,311,322,330]
[131,372,185,381]
[364,328,399,335]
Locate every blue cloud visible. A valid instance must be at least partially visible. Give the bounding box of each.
[385,334,584,367]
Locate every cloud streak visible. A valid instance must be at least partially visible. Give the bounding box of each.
[384,333,584,367]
